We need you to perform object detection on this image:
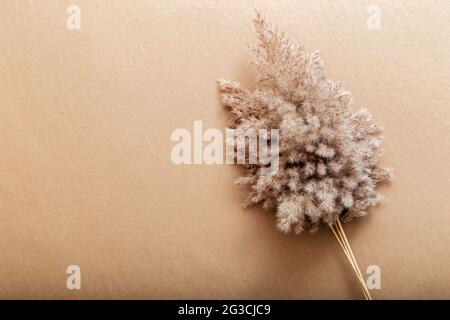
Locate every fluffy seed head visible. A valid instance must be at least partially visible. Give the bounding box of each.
[218,11,392,234]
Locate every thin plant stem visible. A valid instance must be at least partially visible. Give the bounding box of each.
[330,225,369,300]
[330,221,372,300]
[332,225,370,300]
[336,220,372,300]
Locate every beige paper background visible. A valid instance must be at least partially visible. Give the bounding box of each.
[0,0,449,299]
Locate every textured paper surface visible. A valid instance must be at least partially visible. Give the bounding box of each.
[0,1,449,299]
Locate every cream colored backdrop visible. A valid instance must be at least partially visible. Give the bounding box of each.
[0,1,449,299]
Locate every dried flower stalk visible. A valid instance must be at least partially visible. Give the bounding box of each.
[218,11,392,299]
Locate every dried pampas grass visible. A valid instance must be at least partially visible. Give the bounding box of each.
[218,11,392,299]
